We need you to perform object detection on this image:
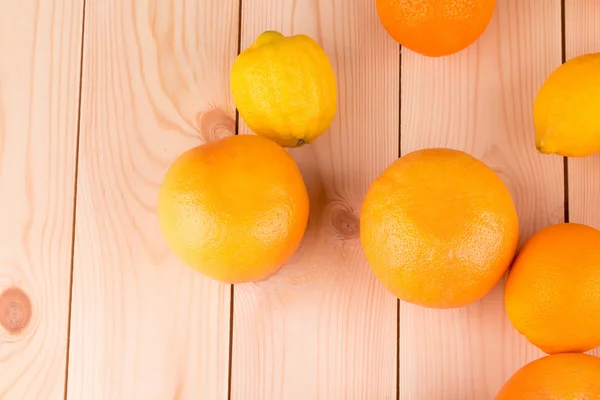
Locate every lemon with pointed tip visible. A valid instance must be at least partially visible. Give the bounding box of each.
[534,53,600,157]
[230,30,337,147]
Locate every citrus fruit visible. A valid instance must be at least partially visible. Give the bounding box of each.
[505,222,600,354]
[230,30,337,147]
[375,0,496,57]
[157,134,309,284]
[534,53,600,157]
[360,148,519,308]
[496,353,600,400]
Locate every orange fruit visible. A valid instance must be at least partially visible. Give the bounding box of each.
[505,222,600,354]
[495,353,600,400]
[360,148,519,308]
[376,0,496,57]
[158,134,309,284]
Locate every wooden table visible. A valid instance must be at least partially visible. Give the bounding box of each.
[0,0,599,399]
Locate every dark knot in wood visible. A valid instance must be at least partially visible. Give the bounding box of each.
[197,109,235,143]
[0,287,32,335]
[329,202,360,240]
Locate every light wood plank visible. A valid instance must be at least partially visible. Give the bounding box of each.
[232,1,399,398]
[399,1,564,398]
[0,0,83,399]
[67,1,239,398]
[565,1,600,226]
[565,0,600,358]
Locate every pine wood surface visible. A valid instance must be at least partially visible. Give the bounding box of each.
[0,0,599,399]
[66,1,239,399]
[0,0,83,398]
[233,0,399,398]
[399,1,565,398]
[564,0,600,362]
[566,0,600,233]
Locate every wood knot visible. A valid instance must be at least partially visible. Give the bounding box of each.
[197,109,235,143]
[328,202,360,241]
[0,287,32,335]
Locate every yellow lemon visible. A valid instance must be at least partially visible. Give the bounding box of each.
[534,53,600,157]
[230,31,337,147]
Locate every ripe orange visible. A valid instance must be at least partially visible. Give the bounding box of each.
[505,223,600,354]
[360,148,519,308]
[376,0,496,57]
[157,135,309,284]
[495,353,600,400]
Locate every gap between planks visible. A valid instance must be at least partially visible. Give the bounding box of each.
[396,44,402,400]
[227,0,244,398]
[63,0,88,399]
[560,0,570,223]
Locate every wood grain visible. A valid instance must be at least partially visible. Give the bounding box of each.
[564,0,600,358]
[399,1,564,398]
[0,0,84,398]
[565,0,600,229]
[67,0,239,398]
[232,1,399,398]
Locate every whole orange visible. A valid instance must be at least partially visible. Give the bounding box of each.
[376,0,496,57]
[496,353,600,400]
[505,222,600,354]
[158,134,309,284]
[360,149,519,308]
[360,148,519,308]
